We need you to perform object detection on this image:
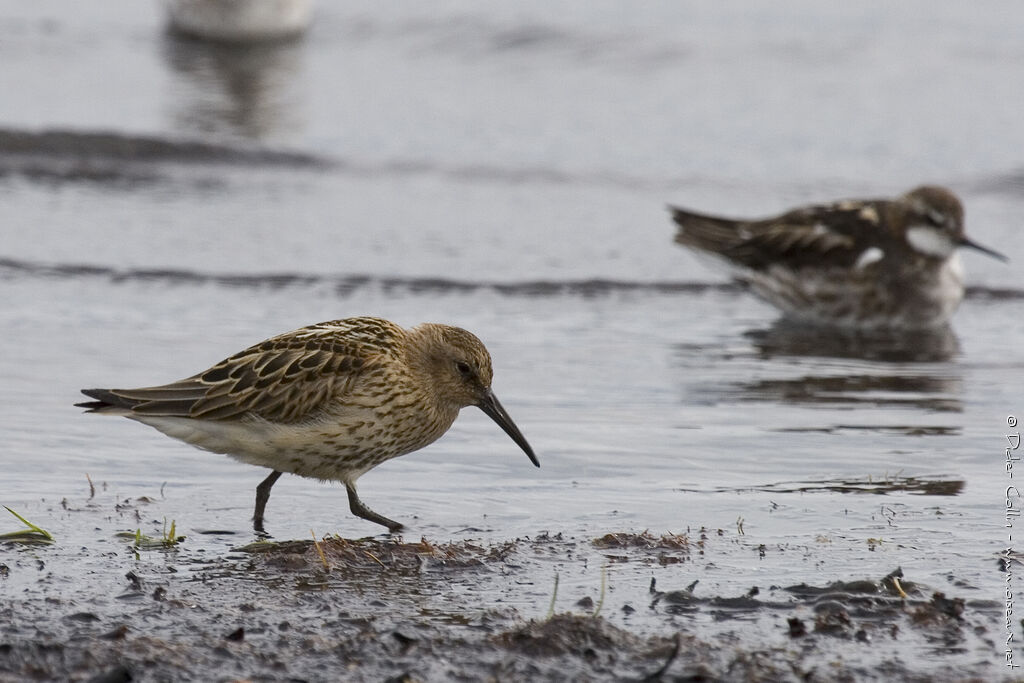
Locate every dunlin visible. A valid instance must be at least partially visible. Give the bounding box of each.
[77,317,538,533]
[671,186,1006,329]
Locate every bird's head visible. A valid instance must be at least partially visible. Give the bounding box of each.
[410,323,539,467]
[901,186,1006,262]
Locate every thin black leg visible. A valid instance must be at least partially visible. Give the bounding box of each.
[345,482,404,533]
[253,470,283,532]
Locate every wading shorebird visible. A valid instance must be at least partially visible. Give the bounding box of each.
[670,186,1006,329]
[77,317,538,533]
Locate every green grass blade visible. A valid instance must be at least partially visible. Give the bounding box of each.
[1,506,54,542]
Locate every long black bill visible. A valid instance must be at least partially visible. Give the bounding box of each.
[959,237,1009,262]
[477,389,539,467]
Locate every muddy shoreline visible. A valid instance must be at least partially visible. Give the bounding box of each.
[0,493,1004,682]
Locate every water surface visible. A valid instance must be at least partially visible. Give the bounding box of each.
[1,1,1023,678]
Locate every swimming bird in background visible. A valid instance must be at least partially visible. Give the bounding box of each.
[77,317,538,533]
[670,186,1007,329]
[165,0,314,43]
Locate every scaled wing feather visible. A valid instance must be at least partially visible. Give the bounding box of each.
[106,342,374,423]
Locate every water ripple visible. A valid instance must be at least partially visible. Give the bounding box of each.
[4,256,1022,301]
[0,256,737,297]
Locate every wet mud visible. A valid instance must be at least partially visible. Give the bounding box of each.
[0,493,1004,682]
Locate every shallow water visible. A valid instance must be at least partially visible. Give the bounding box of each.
[2,1,1024,679]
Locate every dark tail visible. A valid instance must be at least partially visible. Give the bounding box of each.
[76,388,134,413]
[77,383,208,416]
[669,205,748,254]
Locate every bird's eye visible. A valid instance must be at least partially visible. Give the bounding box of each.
[455,361,472,377]
[927,209,946,226]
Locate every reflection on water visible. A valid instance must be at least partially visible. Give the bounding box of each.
[772,424,960,435]
[744,320,961,364]
[672,320,964,415]
[737,374,963,413]
[680,473,966,496]
[162,34,306,140]
[743,322,963,413]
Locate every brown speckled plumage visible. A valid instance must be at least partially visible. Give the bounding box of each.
[77,317,538,533]
[671,186,1006,329]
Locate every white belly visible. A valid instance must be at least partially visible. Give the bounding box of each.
[131,402,457,484]
[743,255,965,329]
